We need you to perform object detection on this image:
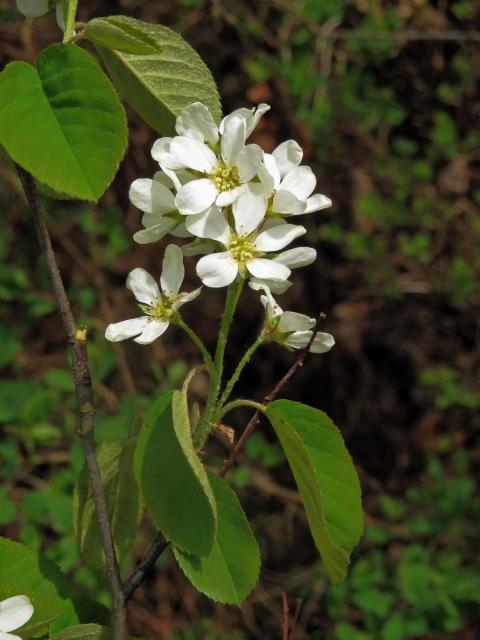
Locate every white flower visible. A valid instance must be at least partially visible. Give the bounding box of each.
[257,285,335,354]
[0,595,34,640]
[259,140,332,216]
[16,0,65,30]
[249,246,318,294]
[151,102,269,218]
[105,245,201,344]
[129,171,196,245]
[193,209,307,288]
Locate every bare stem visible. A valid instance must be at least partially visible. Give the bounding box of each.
[123,534,169,600]
[219,313,326,478]
[18,167,127,640]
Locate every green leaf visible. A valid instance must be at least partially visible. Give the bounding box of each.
[0,44,127,201]
[87,16,221,135]
[134,391,216,556]
[265,400,363,584]
[0,538,109,637]
[73,438,142,572]
[0,583,60,639]
[174,472,260,605]
[84,18,162,55]
[51,624,113,640]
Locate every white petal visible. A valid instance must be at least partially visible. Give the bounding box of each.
[161,244,184,297]
[280,166,316,200]
[174,287,202,309]
[196,252,238,288]
[16,0,49,17]
[182,239,216,256]
[310,332,335,353]
[133,219,177,244]
[244,103,270,136]
[151,138,184,170]
[232,183,267,235]
[160,166,182,191]
[222,103,270,138]
[272,189,307,215]
[304,194,332,213]
[272,140,303,177]
[246,258,290,281]
[0,596,34,633]
[0,632,22,640]
[274,247,317,269]
[236,144,263,183]
[55,2,65,30]
[221,114,246,165]
[175,102,219,145]
[278,311,315,332]
[258,153,280,195]
[126,268,160,305]
[255,224,306,252]
[129,178,175,214]
[105,317,150,342]
[285,331,335,353]
[249,276,292,295]
[169,137,217,173]
[215,185,247,207]
[152,170,175,189]
[134,320,170,344]
[250,283,282,320]
[169,223,192,238]
[259,217,285,231]
[175,179,217,215]
[185,207,230,243]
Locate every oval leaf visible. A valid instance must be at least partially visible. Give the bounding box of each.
[265,400,363,584]
[73,438,142,572]
[174,472,260,605]
[87,16,222,135]
[0,44,127,201]
[134,391,216,556]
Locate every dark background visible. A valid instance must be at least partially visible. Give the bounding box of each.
[0,1,479,638]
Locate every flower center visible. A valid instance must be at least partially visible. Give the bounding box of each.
[211,162,240,192]
[140,299,174,321]
[227,235,258,268]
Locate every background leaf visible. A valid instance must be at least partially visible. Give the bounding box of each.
[134,391,216,556]
[87,16,222,135]
[51,624,113,640]
[0,44,127,201]
[174,472,260,605]
[266,400,363,584]
[0,538,109,636]
[73,438,142,572]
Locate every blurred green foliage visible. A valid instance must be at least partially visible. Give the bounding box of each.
[1,0,480,637]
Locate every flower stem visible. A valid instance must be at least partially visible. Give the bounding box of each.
[177,317,214,374]
[194,279,244,448]
[216,335,264,414]
[63,0,78,43]
[218,398,266,419]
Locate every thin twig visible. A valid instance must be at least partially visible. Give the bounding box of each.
[219,313,326,477]
[291,598,302,639]
[123,534,169,600]
[17,167,127,640]
[282,593,289,640]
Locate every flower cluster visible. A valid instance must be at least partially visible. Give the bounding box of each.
[0,595,34,640]
[107,102,334,353]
